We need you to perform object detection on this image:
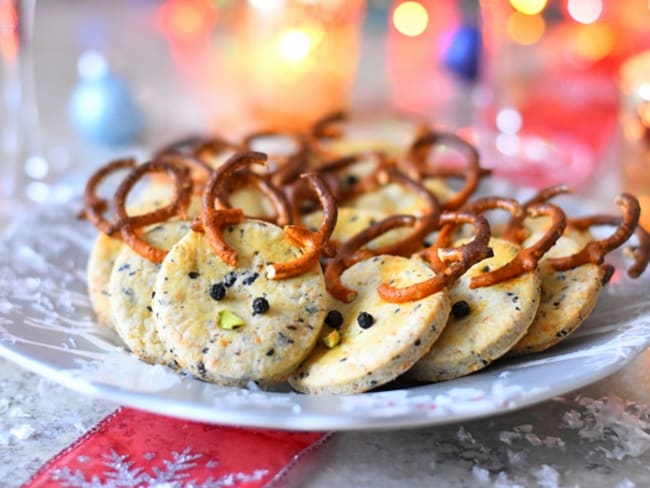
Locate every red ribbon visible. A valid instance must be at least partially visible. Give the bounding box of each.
[24,408,329,488]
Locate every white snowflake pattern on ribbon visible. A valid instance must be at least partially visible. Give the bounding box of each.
[50,447,268,488]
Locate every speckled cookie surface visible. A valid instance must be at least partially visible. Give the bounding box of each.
[87,233,123,327]
[509,234,602,356]
[86,198,200,329]
[346,179,454,215]
[109,221,191,365]
[407,238,541,382]
[289,255,451,395]
[152,221,327,386]
[303,207,408,249]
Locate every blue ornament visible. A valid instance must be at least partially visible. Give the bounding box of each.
[443,24,481,82]
[69,52,143,146]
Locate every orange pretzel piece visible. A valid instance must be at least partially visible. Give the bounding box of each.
[426,197,524,272]
[200,152,267,267]
[368,167,441,257]
[217,170,292,227]
[113,160,193,263]
[243,130,308,186]
[267,173,338,280]
[627,225,650,278]
[403,130,486,211]
[548,194,641,273]
[470,203,567,288]
[81,158,137,236]
[377,212,493,303]
[324,215,418,302]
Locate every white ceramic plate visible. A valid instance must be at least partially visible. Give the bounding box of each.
[1,199,650,431]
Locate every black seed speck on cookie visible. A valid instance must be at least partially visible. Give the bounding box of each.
[242,272,259,286]
[224,271,237,287]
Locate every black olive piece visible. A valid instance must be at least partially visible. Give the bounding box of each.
[324,310,344,330]
[451,300,471,319]
[209,283,226,301]
[357,312,374,329]
[252,297,270,315]
[188,271,200,279]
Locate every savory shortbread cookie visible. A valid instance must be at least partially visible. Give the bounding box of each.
[87,233,124,327]
[407,238,541,382]
[509,234,602,356]
[289,255,451,395]
[303,207,408,250]
[346,179,454,215]
[109,221,191,365]
[152,221,327,386]
[86,197,200,328]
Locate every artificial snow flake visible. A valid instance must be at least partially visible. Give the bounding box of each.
[49,447,268,488]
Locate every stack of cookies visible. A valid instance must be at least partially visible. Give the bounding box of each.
[83,113,649,394]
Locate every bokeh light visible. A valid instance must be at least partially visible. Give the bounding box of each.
[574,23,614,61]
[496,108,523,135]
[567,0,602,24]
[506,12,545,46]
[393,1,429,38]
[509,0,547,16]
[277,29,313,62]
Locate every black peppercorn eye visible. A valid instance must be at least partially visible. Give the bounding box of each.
[451,300,471,319]
[252,296,270,315]
[357,312,374,329]
[209,283,226,301]
[324,310,344,330]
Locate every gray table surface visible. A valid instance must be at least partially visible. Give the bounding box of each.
[3,2,650,487]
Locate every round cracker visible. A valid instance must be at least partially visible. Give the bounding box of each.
[152,221,327,386]
[289,255,450,395]
[346,178,454,215]
[86,197,200,328]
[303,207,410,250]
[109,221,191,364]
[87,233,123,327]
[407,238,541,382]
[509,235,602,356]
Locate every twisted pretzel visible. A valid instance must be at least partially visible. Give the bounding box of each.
[217,170,292,227]
[200,152,267,267]
[402,130,487,211]
[113,161,193,263]
[267,173,338,280]
[378,212,493,303]
[243,130,308,186]
[324,215,417,302]
[367,167,441,257]
[548,194,641,274]
[81,158,137,236]
[470,203,567,288]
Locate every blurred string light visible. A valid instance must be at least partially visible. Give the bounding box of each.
[277,29,313,62]
[509,0,547,16]
[640,85,650,102]
[574,23,613,61]
[393,1,429,37]
[506,11,545,45]
[0,1,18,61]
[155,0,219,42]
[567,0,602,24]
[276,23,324,64]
